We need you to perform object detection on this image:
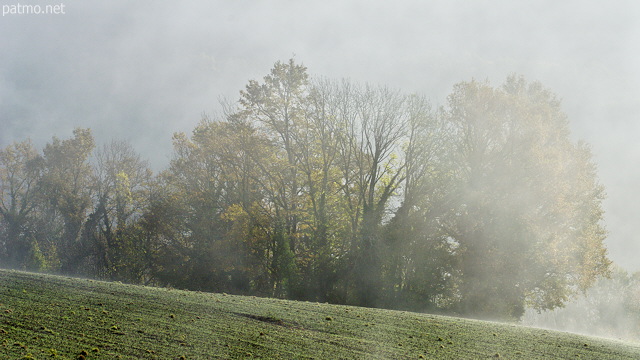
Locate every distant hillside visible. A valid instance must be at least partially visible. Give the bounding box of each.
[1,269,639,359]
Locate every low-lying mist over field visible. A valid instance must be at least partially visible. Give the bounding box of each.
[1,0,640,342]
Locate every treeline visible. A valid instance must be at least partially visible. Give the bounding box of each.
[0,60,610,320]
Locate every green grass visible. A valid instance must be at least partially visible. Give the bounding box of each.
[1,269,639,359]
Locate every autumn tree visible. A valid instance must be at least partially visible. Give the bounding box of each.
[158,128,231,290]
[295,79,355,302]
[441,76,610,319]
[380,95,461,310]
[0,140,45,269]
[0,60,612,322]
[232,59,311,297]
[39,128,95,273]
[156,116,271,292]
[86,140,152,281]
[342,84,410,307]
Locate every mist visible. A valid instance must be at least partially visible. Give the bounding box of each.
[522,266,640,342]
[2,0,640,338]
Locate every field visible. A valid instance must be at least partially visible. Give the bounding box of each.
[1,269,639,359]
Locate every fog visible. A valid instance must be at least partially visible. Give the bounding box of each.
[522,265,640,342]
[1,0,639,298]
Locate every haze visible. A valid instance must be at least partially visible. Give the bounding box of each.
[1,0,639,273]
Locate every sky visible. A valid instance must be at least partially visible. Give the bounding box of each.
[1,0,639,271]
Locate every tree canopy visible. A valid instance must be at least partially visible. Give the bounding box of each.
[0,60,610,320]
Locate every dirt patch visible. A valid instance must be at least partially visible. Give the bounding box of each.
[234,313,288,327]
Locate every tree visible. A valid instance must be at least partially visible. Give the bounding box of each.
[233,59,310,297]
[295,79,354,302]
[345,84,410,307]
[159,127,231,290]
[158,116,272,293]
[39,128,95,273]
[441,76,610,319]
[0,140,45,269]
[0,60,611,321]
[380,94,460,311]
[87,140,152,280]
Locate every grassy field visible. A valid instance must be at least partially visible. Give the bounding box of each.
[1,269,639,359]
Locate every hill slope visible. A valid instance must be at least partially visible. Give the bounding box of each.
[1,269,639,359]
